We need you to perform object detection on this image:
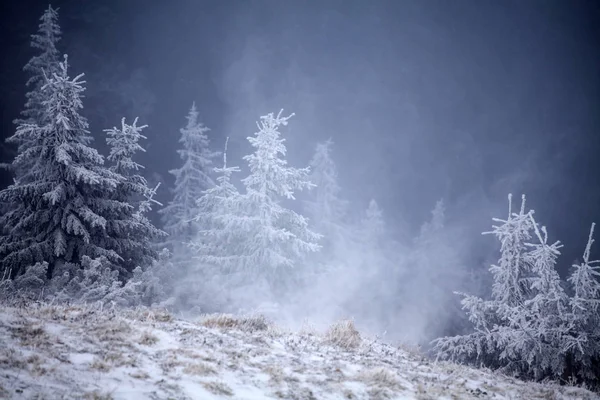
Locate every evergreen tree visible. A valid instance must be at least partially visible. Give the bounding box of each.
[231,111,321,292]
[566,223,600,382]
[305,139,348,244]
[399,200,467,341]
[5,5,61,179]
[21,5,62,125]
[189,137,243,271]
[240,111,321,273]
[0,56,122,279]
[104,117,166,274]
[159,102,219,253]
[342,198,389,324]
[185,137,246,311]
[485,194,535,307]
[432,194,597,386]
[361,199,385,249]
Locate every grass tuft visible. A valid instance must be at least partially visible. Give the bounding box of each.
[324,319,362,349]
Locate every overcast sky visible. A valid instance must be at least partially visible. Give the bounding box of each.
[1,0,599,272]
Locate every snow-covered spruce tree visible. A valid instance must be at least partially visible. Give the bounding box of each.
[0,56,122,279]
[488,214,570,381]
[5,6,62,179]
[566,223,600,384]
[432,194,571,381]
[189,137,243,269]
[399,200,467,342]
[21,5,61,125]
[362,199,385,245]
[344,198,389,320]
[304,139,348,251]
[104,117,166,273]
[45,184,172,307]
[159,102,219,255]
[237,111,321,294]
[486,194,535,307]
[184,137,246,311]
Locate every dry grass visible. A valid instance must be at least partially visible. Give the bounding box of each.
[274,387,318,400]
[324,319,362,349]
[0,348,27,370]
[90,358,111,372]
[88,319,133,346]
[129,370,150,380]
[127,308,173,323]
[159,354,183,373]
[357,367,405,400]
[202,380,234,396]
[138,330,159,346]
[358,366,404,390]
[183,361,217,376]
[82,390,114,400]
[263,364,301,384]
[26,354,51,376]
[200,313,270,333]
[9,323,53,348]
[397,341,425,361]
[89,351,137,372]
[0,384,8,398]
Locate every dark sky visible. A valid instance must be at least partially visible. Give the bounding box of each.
[1,0,599,272]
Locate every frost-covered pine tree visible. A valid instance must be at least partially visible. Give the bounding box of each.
[21,5,61,126]
[104,117,166,274]
[525,216,568,322]
[485,194,535,307]
[184,138,246,311]
[566,223,600,382]
[159,102,219,253]
[189,137,243,270]
[237,111,321,290]
[400,199,468,341]
[416,199,445,246]
[7,5,61,179]
[0,56,121,279]
[305,139,348,243]
[361,199,385,249]
[508,214,570,379]
[432,194,589,384]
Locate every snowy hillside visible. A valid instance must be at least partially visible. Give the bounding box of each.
[0,303,597,400]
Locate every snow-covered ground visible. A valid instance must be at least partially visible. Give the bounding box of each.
[0,302,596,400]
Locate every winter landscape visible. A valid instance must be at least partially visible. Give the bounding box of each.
[1,2,599,399]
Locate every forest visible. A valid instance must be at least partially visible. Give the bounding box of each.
[0,5,599,394]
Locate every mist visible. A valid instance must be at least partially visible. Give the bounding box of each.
[1,0,599,349]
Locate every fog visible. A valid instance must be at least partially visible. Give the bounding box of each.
[1,0,599,346]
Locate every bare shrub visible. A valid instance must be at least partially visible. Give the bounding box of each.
[324,319,361,349]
